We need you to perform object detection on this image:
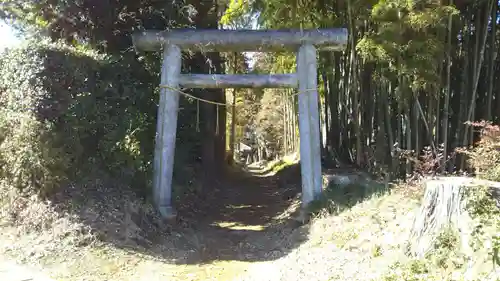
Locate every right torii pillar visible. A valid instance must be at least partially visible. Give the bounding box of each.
[297,43,323,206]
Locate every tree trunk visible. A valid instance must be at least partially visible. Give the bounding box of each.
[463,0,493,145]
[322,66,331,159]
[186,0,227,188]
[442,0,453,172]
[485,1,497,120]
[347,0,362,167]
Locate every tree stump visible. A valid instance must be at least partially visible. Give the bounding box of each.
[407,176,500,259]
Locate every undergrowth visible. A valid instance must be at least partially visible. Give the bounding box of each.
[308,180,389,217]
[0,39,157,197]
[380,121,500,281]
[460,121,500,181]
[381,226,469,281]
[463,121,500,270]
[465,185,500,269]
[381,186,499,281]
[308,183,370,216]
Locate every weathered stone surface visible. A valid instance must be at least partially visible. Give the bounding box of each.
[179,74,298,88]
[132,28,348,52]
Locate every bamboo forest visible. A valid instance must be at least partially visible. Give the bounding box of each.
[0,0,500,280]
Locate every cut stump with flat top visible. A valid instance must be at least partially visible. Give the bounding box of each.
[407,176,500,277]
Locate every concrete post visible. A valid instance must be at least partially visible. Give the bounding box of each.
[297,44,322,207]
[154,44,181,219]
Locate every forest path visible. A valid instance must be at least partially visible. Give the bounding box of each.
[165,162,306,274]
[0,255,55,281]
[0,161,422,281]
[0,161,327,281]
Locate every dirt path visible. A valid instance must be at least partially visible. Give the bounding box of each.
[170,164,305,265]
[0,257,54,281]
[6,163,487,281]
[0,163,314,281]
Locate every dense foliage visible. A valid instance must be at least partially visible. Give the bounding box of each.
[2,0,500,191]
[0,40,156,194]
[1,0,228,195]
[223,0,500,178]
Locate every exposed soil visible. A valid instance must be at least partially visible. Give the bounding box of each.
[0,163,311,280]
[0,163,427,281]
[165,163,306,264]
[1,164,499,281]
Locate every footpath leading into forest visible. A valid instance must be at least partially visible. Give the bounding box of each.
[0,256,53,281]
[0,162,310,281]
[0,256,54,281]
[0,161,423,281]
[175,163,305,263]
[135,161,309,268]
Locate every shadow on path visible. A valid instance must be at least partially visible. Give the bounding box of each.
[48,163,388,266]
[50,163,309,266]
[174,164,307,264]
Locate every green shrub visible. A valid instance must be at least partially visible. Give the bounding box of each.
[308,181,387,216]
[0,39,157,195]
[459,121,500,268]
[460,121,500,181]
[0,113,67,195]
[464,185,500,268]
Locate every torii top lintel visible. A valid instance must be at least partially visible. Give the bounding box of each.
[132,28,348,52]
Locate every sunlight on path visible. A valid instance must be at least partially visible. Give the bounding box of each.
[0,257,54,281]
[0,163,302,281]
[215,221,266,231]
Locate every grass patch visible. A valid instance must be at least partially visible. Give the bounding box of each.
[0,188,255,281]
[308,180,390,217]
[301,188,421,281]
[7,169,496,281]
[271,160,294,174]
[0,178,426,281]
[247,156,298,176]
[379,184,500,281]
[380,227,469,281]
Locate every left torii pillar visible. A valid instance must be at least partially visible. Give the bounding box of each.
[153,44,181,220]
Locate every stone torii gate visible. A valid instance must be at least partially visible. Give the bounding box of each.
[132,28,348,219]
